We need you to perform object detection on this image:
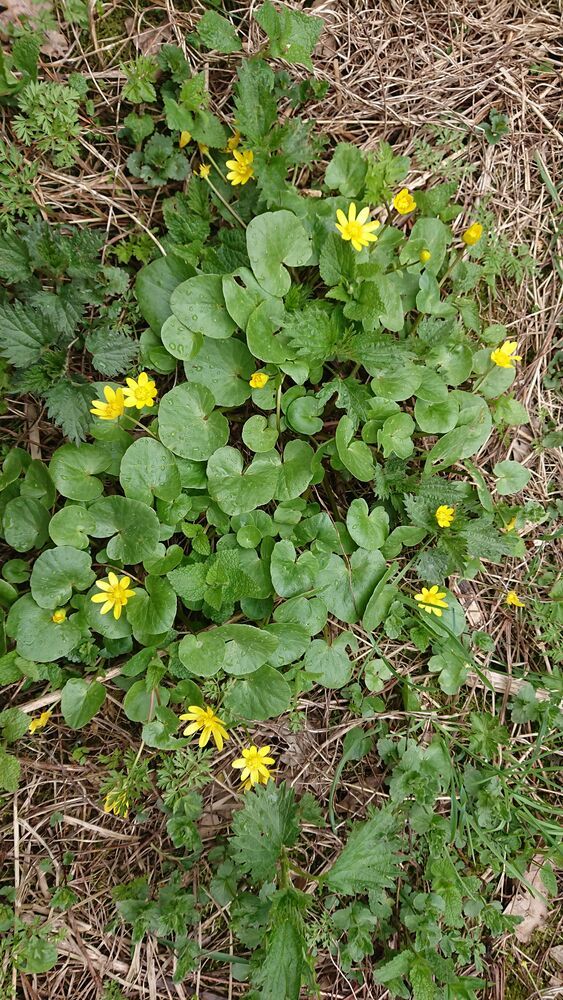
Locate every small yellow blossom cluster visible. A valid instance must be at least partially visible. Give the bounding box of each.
[29,710,52,734]
[249,371,269,389]
[490,340,522,369]
[104,789,130,818]
[462,222,483,246]
[393,187,416,215]
[226,148,254,186]
[414,585,449,618]
[178,705,275,792]
[335,203,380,252]
[51,608,67,623]
[435,505,455,529]
[91,573,136,620]
[90,372,158,421]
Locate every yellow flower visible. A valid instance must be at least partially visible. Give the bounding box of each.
[420,249,432,263]
[232,745,275,789]
[198,143,209,155]
[199,163,211,179]
[462,222,483,246]
[502,516,518,533]
[249,371,269,389]
[51,608,67,624]
[91,572,135,620]
[104,790,129,818]
[490,341,522,369]
[335,203,380,252]
[122,371,158,409]
[179,705,229,751]
[90,386,125,420]
[226,130,240,151]
[226,148,254,186]
[179,130,191,149]
[393,187,416,215]
[29,710,52,734]
[506,590,525,608]
[414,585,449,617]
[435,505,455,528]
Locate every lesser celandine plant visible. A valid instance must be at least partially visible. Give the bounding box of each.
[0,3,560,997]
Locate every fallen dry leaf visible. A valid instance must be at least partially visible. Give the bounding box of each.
[504,855,551,943]
[0,0,67,57]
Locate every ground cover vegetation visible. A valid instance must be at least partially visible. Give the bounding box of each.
[0,1,561,998]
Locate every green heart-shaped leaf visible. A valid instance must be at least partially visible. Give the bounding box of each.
[246,210,312,297]
[207,446,279,515]
[159,382,229,460]
[30,546,95,609]
[171,274,237,340]
[119,438,181,506]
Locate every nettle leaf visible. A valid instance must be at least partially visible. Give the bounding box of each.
[303,633,355,689]
[225,664,291,720]
[44,381,93,445]
[119,438,181,506]
[88,495,161,563]
[207,447,279,516]
[346,499,389,550]
[246,211,312,297]
[6,595,84,662]
[171,274,237,340]
[135,255,195,334]
[322,806,402,895]
[196,10,242,53]
[325,143,367,198]
[50,443,111,501]
[184,336,254,407]
[0,301,56,366]
[252,899,305,1000]
[30,546,95,609]
[493,459,531,496]
[60,677,106,729]
[255,1,323,68]
[336,416,375,482]
[230,781,300,881]
[159,382,229,461]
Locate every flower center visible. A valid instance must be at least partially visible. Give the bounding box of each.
[108,584,126,608]
[345,220,364,240]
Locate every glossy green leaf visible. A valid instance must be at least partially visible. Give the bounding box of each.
[246,211,312,297]
[159,382,229,460]
[30,546,94,609]
[171,274,237,340]
[225,664,291,720]
[119,438,181,506]
[60,677,105,729]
